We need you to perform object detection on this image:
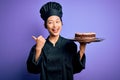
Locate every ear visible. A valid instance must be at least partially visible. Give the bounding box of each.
[61,22,63,25]
[60,21,63,26]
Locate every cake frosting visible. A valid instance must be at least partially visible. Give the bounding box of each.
[75,32,96,40]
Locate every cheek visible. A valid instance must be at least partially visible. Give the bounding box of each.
[46,24,52,29]
[59,26,62,32]
[48,27,54,32]
[60,24,62,29]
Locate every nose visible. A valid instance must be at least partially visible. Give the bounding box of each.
[53,22,57,28]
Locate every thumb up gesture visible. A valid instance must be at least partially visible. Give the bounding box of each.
[32,35,46,49]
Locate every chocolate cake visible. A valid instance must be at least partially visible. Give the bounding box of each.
[75,32,96,40]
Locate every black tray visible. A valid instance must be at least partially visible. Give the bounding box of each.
[69,38,104,43]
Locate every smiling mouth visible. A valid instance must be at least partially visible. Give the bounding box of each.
[52,28,59,33]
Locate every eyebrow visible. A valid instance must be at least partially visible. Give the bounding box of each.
[48,18,60,21]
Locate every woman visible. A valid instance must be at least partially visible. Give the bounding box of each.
[27,2,87,80]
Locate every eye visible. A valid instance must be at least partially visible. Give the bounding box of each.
[48,21,53,24]
[56,21,60,23]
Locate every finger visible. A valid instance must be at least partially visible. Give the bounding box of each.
[88,42,91,44]
[38,35,42,39]
[32,36,37,40]
[80,42,87,45]
[38,36,45,41]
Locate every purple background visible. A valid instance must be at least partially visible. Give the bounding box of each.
[0,0,120,80]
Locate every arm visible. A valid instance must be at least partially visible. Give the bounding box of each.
[79,43,86,60]
[26,45,42,74]
[70,42,86,74]
[26,35,46,74]
[32,36,46,62]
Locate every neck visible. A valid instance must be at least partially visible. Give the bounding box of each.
[49,35,60,46]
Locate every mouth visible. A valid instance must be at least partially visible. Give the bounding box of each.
[52,28,59,33]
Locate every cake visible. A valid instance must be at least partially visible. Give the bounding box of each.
[75,32,96,40]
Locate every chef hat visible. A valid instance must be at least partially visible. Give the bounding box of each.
[40,2,63,21]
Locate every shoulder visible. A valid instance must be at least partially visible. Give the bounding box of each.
[60,36,77,54]
[60,36,77,47]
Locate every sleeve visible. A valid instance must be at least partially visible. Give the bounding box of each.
[72,53,86,74]
[26,45,43,74]
[70,42,86,74]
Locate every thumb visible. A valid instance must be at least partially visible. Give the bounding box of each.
[32,36,37,40]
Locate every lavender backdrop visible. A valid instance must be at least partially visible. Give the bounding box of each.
[0,0,120,80]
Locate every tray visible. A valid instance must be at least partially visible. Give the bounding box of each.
[70,38,104,43]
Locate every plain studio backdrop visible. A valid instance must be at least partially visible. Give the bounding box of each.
[0,0,120,80]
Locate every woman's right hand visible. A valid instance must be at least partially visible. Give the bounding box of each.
[32,35,46,62]
[32,35,46,49]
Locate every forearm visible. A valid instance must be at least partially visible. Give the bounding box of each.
[79,43,86,60]
[27,46,41,74]
[35,47,42,62]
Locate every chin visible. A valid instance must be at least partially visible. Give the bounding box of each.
[51,33,60,37]
[53,34,59,37]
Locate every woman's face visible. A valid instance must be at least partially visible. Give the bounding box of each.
[46,16,62,37]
